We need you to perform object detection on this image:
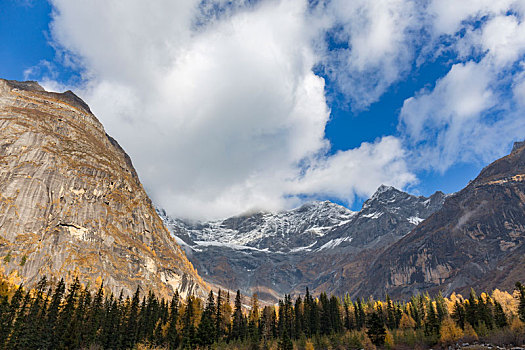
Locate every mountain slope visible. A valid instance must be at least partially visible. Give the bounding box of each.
[159,186,445,301]
[0,79,207,298]
[358,141,525,299]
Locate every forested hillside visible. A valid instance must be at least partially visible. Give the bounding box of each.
[0,272,523,349]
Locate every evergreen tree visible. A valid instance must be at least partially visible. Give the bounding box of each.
[493,301,507,328]
[329,295,342,334]
[85,282,105,345]
[465,289,479,328]
[231,290,246,340]
[197,291,216,346]
[452,301,466,330]
[366,307,386,347]
[6,289,31,350]
[249,293,261,341]
[167,291,180,349]
[214,289,222,342]
[516,282,525,322]
[294,295,303,338]
[55,277,81,349]
[43,278,65,349]
[435,292,448,322]
[424,299,440,337]
[181,295,199,349]
[385,294,396,329]
[123,286,141,349]
[477,294,494,330]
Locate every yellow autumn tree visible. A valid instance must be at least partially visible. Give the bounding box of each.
[492,288,518,317]
[439,318,463,345]
[462,323,478,342]
[399,313,416,329]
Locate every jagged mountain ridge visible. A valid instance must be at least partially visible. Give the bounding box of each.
[356,140,525,299]
[0,79,207,298]
[159,186,445,301]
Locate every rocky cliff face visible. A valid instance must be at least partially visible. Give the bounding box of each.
[0,79,207,298]
[358,141,525,299]
[159,186,445,301]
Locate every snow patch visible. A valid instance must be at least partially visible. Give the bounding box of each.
[407,216,424,225]
[361,212,383,219]
[318,237,353,250]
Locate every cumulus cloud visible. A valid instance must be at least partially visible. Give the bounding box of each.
[43,0,525,219]
[46,0,415,220]
[400,2,525,172]
[319,0,424,109]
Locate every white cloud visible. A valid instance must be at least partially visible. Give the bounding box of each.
[400,4,525,172]
[44,0,525,220]
[288,136,416,201]
[319,0,424,109]
[47,0,415,220]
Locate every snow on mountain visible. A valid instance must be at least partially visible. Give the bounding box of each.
[156,185,446,302]
[159,200,356,253]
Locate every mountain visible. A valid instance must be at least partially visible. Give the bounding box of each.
[357,141,525,299]
[159,186,445,301]
[0,79,207,298]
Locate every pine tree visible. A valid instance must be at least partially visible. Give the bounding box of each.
[329,295,342,334]
[167,291,180,349]
[197,291,216,346]
[385,294,396,329]
[43,278,65,349]
[231,290,246,340]
[181,295,198,348]
[123,286,141,349]
[424,299,440,338]
[366,307,386,346]
[452,301,466,330]
[214,289,222,342]
[294,295,303,338]
[56,277,81,349]
[493,301,508,328]
[249,293,260,341]
[6,289,31,350]
[465,289,479,328]
[85,282,104,345]
[435,292,448,322]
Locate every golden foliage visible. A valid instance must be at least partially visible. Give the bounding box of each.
[463,323,478,342]
[510,317,525,334]
[304,339,315,350]
[384,330,395,349]
[439,318,463,345]
[399,313,416,330]
[492,288,518,317]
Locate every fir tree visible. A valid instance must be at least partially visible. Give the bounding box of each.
[167,291,180,349]
[123,286,141,349]
[366,307,386,347]
[452,301,466,330]
[493,301,507,328]
[43,278,65,349]
[231,290,246,340]
[197,291,216,346]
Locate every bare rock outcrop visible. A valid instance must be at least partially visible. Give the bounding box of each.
[0,79,207,298]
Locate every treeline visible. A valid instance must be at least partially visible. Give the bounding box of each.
[0,276,524,349]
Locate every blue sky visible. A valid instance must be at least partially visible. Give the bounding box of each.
[1,1,524,219]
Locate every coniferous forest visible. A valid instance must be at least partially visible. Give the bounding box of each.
[0,274,524,350]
